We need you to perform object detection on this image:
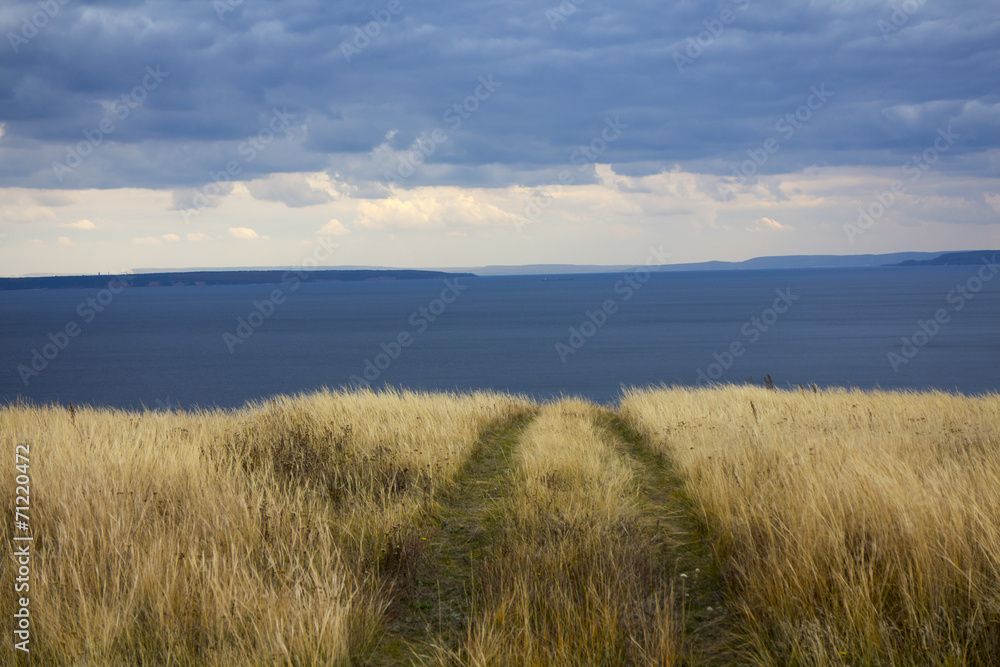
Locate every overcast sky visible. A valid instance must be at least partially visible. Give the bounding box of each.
[0,0,997,275]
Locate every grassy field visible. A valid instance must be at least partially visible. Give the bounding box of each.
[620,386,1000,665]
[2,385,998,665]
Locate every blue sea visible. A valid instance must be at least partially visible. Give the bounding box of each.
[1,266,997,409]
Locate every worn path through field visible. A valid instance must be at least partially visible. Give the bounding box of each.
[598,410,738,664]
[365,412,536,665]
[367,404,737,665]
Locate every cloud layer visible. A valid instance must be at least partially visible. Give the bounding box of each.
[1,0,998,192]
[0,1,997,274]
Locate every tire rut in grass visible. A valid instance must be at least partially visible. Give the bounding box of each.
[365,412,536,665]
[598,411,740,666]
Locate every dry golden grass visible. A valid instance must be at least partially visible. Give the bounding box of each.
[5,385,997,664]
[0,388,531,665]
[445,399,681,666]
[620,385,1000,665]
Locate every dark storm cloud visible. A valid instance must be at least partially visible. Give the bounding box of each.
[0,0,997,191]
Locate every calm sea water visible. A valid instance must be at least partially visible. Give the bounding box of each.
[1,266,997,409]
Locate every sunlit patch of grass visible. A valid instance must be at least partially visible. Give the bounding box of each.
[4,384,995,664]
[0,388,532,665]
[441,399,682,666]
[620,385,1000,665]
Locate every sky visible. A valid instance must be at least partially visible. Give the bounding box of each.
[0,0,998,276]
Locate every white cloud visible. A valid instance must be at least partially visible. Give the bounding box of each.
[354,192,521,230]
[57,236,74,246]
[317,219,350,236]
[746,217,792,232]
[66,219,96,230]
[246,173,338,208]
[229,227,260,239]
[162,233,180,241]
[132,236,161,245]
[0,203,56,225]
[186,232,211,241]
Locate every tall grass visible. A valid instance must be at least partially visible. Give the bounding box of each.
[620,385,1000,665]
[0,388,531,665]
[5,385,996,664]
[446,399,681,665]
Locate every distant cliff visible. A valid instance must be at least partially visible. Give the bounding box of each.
[0,269,475,291]
[896,251,1000,267]
[464,251,946,275]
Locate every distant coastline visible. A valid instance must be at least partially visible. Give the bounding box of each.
[461,250,997,275]
[0,269,474,291]
[3,250,997,290]
[896,250,999,267]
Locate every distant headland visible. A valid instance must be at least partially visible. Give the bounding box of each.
[3,250,996,290]
[0,269,474,291]
[896,250,999,267]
